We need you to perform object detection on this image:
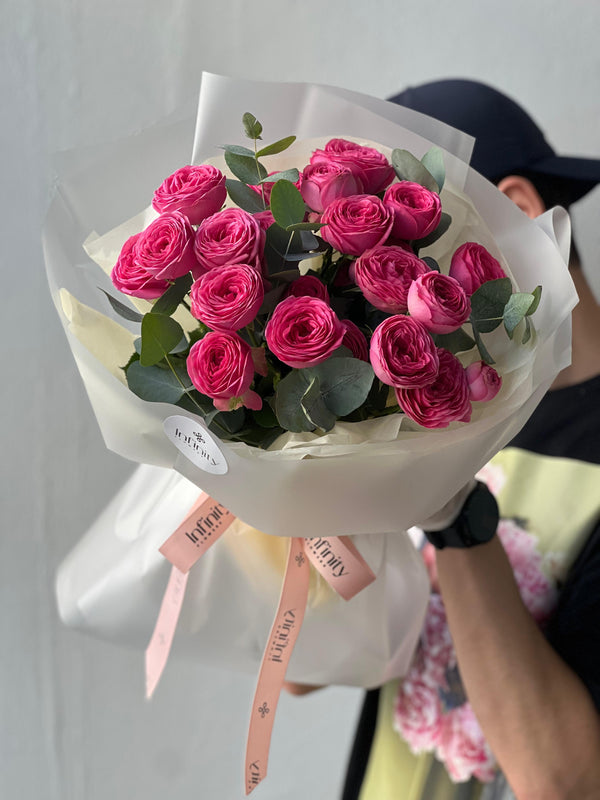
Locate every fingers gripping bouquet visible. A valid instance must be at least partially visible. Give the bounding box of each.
[45,74,576,794]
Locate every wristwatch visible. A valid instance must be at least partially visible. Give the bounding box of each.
[424,481,499,550]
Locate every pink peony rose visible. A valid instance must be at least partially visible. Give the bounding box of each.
[320,195,393,256]
[134,211,197,281]
[437,705,496,783]
[354,245,430,313]
[310,138,395,194]
[383,181,442,241]
[370,315,439,389]
[300,161,363,213]
[193,208,265,275]
[284,275,329,303]
[152,164,227,225]
[465,361,502,401]
[190,263,264,332]
[341,320,369,361]
[449,242,506,296]
[265,295,345,369]
[395,348,472,428]
[111,233,170,299]
[394,678,444,753]
[186,331,261,412]
[407,272,471,334]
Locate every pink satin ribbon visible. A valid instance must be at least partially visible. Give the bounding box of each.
[304,535,376,600]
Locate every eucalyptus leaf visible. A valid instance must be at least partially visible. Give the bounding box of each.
[311,357,375,416]
[99,288,144,323]
[126,360,190,404]
[270,180,306,229]
[140,313,185,367]
[422,256,440,272]
[242,112,263,140]
[275,370,317,432]
[285,221,325,232]
[434,328,477,354]
[259,168,300,184]
[225,179,266,213]
[152,273,193,316]
[503,292,537,338]
[470,278,512,333]
[256,136,297,157]
[220,144,255,157]
[251,403,279,428]
[391,149,439,192]
[413,213,452,250]
[301,376,336,431]
[526,285,542,316]
[421,147,445,192]
[522,316,532,345]
[224,152,267,185]
[472,326,496,365]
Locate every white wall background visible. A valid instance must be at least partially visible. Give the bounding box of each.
[2,2,599,799]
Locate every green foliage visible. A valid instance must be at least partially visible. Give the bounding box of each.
[220,144,255,157]
[434,328,477,354]
[422,256,440,272]
[225,179,266,213]
[126,360,192,403]
[470,278,513,333]
[420,147,445,193]
[259,168,300,184]
[269,180,306,230]
[99,288,143,323]
[414,213,452,250]
[152,274,193,316]
[242,112,263,140]
[256,136,297,157]
[391,149,439,192]
[140,313,185,367]
[224,152,267,185]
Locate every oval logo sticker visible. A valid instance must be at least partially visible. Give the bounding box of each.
[163,415,228,475]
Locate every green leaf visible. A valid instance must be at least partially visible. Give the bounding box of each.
[251,403,279,428]
[225,179,265,213]
[434,328,477,354]
[270,180,306,230]
[391,149,439,192]
[224,152,267,185]
[126,360,190,403]
[413,213,452,250]
[99,288,143,323]
[301,376,336,431]
[526,285,542,316]
[152,273,193,316]
[503,292,537,339]
[522,316,532,345]
[421,147,445,192]
[220,144,255,157]
[275,370,317,432]
[470,278,513,333]
[242,112,263,140]
[259,168,300,184]
[311,357,375,416]
[256,136,297,157]
[285,221,325,232]
[472,326,496,365]
[422,256,440,272]
[140,313,185,367]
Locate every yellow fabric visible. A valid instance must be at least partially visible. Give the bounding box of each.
[359,448,600,800]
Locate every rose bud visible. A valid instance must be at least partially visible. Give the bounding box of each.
[395,348,472,429]
[407,272,471,334]
[186,331,261,412]
[354,245,430,313]
[265,295,345,369]
[320,194,393,256]
[152,164,227,225]
[370,315,439,389]
[134,211,197,281]
[190,264,264,332]
[194,207,265,275]
[300,162,363,213]
[383,181,442,241]
[111,233,170,299]
[465,361,502,401]
[449,242,506,296]
[284,275,329,303]
[341,320,369,361]
[310,138,395,194]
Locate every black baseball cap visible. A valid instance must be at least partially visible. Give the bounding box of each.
[389,79,600,203]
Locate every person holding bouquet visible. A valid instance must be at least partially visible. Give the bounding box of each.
[336,80,600,800]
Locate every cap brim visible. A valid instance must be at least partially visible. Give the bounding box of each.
[528,155,600,201]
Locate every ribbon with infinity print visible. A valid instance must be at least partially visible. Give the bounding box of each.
[145,493,376,793]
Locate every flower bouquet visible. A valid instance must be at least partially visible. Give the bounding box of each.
[45,73,576,793]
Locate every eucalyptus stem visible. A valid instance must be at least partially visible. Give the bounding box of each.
[245,325,259,347]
